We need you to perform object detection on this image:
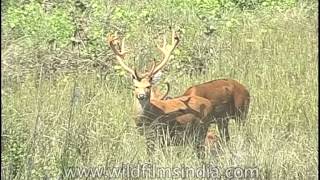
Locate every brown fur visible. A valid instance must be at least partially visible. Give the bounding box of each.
[182,79,250,142]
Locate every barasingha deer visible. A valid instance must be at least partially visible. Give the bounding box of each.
[108,30,214,158]
[182,77,250,142]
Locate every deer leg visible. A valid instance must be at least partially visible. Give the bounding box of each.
[195,144,205,159]
[236,115,245,131]
[146,139,155,155]
[145,128,156,156]
[217,119,224,141]
[217,118,230,142]
[194,125,208,159]
[223,119,230,142]
[235,97,250,129]
[235,107,247,130]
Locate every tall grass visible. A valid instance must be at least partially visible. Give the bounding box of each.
[1,1,318,179]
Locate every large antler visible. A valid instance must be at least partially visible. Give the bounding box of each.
[149,29,179,76]
[108,33,139,79]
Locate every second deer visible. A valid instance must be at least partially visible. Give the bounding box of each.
[182,78,250,142]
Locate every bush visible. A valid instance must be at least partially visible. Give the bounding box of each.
[4,2,74,47]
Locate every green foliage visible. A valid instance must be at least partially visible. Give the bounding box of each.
[2,0,302,76]
[2,0,299,48]
[4,2,74,46]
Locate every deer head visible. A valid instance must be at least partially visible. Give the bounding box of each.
[108,30,179,105]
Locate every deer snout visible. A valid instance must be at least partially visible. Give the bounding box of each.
[137,94,147,100]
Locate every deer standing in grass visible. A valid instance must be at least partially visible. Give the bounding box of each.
[182,79,250,142]
[108,31,214,158]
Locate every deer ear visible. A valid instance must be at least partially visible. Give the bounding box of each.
[151,70,162,85]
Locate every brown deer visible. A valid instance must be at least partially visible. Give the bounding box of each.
[182,79,250,142]
[108,30,214,158]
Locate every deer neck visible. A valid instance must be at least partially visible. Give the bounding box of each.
[133,97,157,128]
[134,97,152,115]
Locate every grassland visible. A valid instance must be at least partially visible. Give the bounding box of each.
[1,0,318,179]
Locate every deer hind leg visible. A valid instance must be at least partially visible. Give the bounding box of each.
[234,102,250,131]
[217,118,230,142]
[240,99,250,122]
[234,94,250,126]
[193,125,209,159]
[224,119,230,142]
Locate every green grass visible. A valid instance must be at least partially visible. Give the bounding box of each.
[1,1,318,179]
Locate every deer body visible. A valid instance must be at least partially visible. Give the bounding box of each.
[183,79,250,142]
[134,95,213,155]
[135,96,212,126]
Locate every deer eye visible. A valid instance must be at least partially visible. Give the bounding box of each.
[146,86,151,89]
[132,85,138,89]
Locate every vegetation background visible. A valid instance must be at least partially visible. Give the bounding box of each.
[1,0,318,179]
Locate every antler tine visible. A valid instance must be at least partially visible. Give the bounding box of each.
[156,34,165,52]
[171,29,175,46]
[108,34,137,78]
[163,34,167,48]
[151,30,179,76]
[121,38,125,53]
[172,29,179,49]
